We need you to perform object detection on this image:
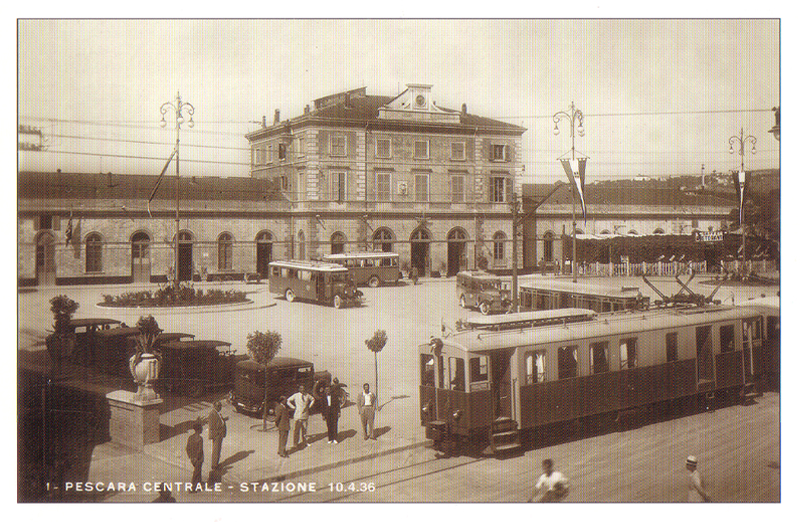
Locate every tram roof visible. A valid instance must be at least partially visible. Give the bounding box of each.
[438,304,767,355]
[463,308,597,330]
[268,260,349,272]
[324,252,399,259]
[520,278,641,299]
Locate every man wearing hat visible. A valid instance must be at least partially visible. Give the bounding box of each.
[686,455,711,502]
[185,421,204,489]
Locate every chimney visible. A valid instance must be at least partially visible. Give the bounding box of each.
[274,109,280,124]
[262,115,267,128]
[304,104,310,115]
[461,103,467,115]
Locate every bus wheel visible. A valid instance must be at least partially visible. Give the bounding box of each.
[459,294,468,308]
[285,288,296,302]
[333,294,343,309]
[479,302,491,315]
[368,276,381,288]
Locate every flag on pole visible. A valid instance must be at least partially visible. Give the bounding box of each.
[560,158,588,223]
[732,170,748,226]
[148,148,177,217]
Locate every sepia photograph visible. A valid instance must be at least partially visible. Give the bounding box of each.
[16,17,782,511]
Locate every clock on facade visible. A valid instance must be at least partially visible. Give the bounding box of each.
[415,94,426,107]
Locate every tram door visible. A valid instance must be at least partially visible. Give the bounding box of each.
[490,351,513,419]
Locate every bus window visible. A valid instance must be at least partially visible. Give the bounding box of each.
[602,300,612,312]
[558,346,578,379]
[281,267,290,278]
[469,356,488,383]
[364,258,375,267]
[420,354,435,387]
[298,270,312,281]
[448,357,465,391]
[666,332,678,362]
[620,338,637,369]
[590,341,609,373]
[330,273,345,283]
[720,324,735,352]
[271,266,281,277]
[525,350,546,384]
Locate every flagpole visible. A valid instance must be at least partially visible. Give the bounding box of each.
[553,102,585,283]
[160,92,195,285]
[728,128,756,279]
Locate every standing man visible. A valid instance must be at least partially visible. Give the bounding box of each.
[287,384,314,449]
[357,383,377,440]
[274,396,291,458]
[185,420,204,489]
[686,455,712,502]
[320,385,341,444]
[528,459,569,502]
[206,401,227,472]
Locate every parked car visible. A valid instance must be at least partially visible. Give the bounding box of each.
[228,356,347,417]
[456,270,511,315]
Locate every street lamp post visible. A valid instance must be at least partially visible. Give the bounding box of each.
[553,102,585,283]
[160,92,195,284]
[728,128,756,278]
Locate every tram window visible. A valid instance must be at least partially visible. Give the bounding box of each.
[525,350,546,384]
[420,354,435,387]
[744,317,762,342]
[666,332,678,362]
[720,324,735,353]
[448,357,466,391]
[619,338,637,369]
[437,355,445,388]
[557,346,578,379]
[469,356,489,383]
[590,341,610,373]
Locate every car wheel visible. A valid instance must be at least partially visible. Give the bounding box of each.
[285,288,296,302]
[368,275,381,288]
[479,302,491,315]
[339,391,349,408]
[333,294,343,309]
[459,294,468,308]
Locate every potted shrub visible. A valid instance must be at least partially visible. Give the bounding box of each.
[128,315,163,401]
[45,295,79,377]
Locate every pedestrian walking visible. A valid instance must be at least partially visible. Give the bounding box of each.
[185,420,204,489]
[287,384,315,449]
[411,265,419,285]
[686,455,711,502]
[357,383,377,440]
[274,396,291,457]
[206,401,227,472]
[527,458,569,502]
[320,385,341,443]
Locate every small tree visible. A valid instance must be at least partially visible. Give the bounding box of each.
[247,330,282,430]
[46,295,79,376]
[365,330,387,400]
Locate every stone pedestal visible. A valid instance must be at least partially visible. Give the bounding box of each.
[106,390,163,450]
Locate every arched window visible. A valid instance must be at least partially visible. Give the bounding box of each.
[373,228,394,252]
[600,230,611,235]
[576,228,585,235]
[628,230,638,235]
[447,228,468,241]
[654,228,665,235]
[218,232,233,270]
[256,230,273,243]
[331,232,346,254]
[85,233,103,273]
[543,231,554,261]
[131,231,151,259]
[411,228,431,242]
[493,231,507,262]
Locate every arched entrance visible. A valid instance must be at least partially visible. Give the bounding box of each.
[131,231,151,283]
[410,227,431,277]
[35,231,56,286]
[446,228,468,277]
[331,232,346,254]
[256,231,273,278]
[177,230,194,281]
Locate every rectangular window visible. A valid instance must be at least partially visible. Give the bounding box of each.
[620,338,638,369]
[696,326,713,381]
[469,356,489,383]
[331,172,346,202]
[86,240,102,273]
[268,144,274,163]
[330,134,347,157]
[590,341,609,374]
[415,174,429,202]
[414,140,430,159]
[420,354,435,387]
[491,176,509,203]
[376,138,391,158]
[525,350,546,384]
[743,317,763,342]
[376,172,391,201]
[451,175,465,203]
[720,324,735,353]
[451,142,465,160]
[448,357,465,391]
[492,144,508,161]
[558,346,578,379]
[278,143,287,160]
[666,332,678,362]
[297,135,305,156]
[254,146,267,166]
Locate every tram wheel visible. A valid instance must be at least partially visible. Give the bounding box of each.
[285,288,296,302]
[368,276,381,288]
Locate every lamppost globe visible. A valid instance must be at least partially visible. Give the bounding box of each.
[159,118,166,128]
[553,125,560,136]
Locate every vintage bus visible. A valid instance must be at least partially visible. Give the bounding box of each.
[456,271,512,315]
[419,301,778,455]
[323,252,400,287]
[268,260,363,308]
[519,279,648,313]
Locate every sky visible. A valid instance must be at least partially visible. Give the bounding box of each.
[17,19,780,184]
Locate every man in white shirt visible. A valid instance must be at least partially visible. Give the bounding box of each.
[287,384,315,449]
[357,383,377,440]
[528,458,569,502]
[686,455,711,502]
